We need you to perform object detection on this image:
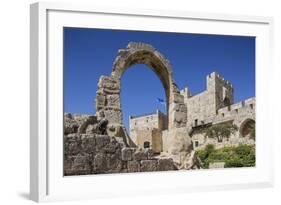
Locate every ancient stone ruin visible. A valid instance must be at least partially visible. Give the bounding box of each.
[95,42,187,129]
[64,114,199,175]
[64,42,255,175]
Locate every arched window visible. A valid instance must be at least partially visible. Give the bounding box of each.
[223,97,231,107]
[143,141,150,148]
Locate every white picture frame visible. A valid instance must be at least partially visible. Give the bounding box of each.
[30,2,274,202]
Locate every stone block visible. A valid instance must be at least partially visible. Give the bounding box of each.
[93,153,107,174]
[121,148,133,161]
[106,124,124,138]
[85,124,96,134]
[64,135,81,155]
[173,93,184,103]
[127,160,140,172]
[63,156,74,175]
[104,109,122,124]
[98,76,120,91]
[96,94,106,109]
[71,154,91,175]
[133,149,148,161]
[64,118,79,134]
[165,128,192,155]
[140,160,158,172]
[157,158,177,171]
[106,151,122,173]
[106,94,120,108]
[77,116,98,134]
[103,138,121,153]
[145,148,154,159]
[95,135,110,150]
[209,162,225,169]
[174,111,187,124]
[80,134,96,154]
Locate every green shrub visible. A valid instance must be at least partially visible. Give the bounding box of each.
[196,144,255,168]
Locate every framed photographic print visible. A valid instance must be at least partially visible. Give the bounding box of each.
[30,2,274,202]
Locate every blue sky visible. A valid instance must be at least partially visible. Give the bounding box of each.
[64,28,255,129]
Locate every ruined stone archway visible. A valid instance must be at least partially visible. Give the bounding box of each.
[239,118,255,138]
[95,42,187,130]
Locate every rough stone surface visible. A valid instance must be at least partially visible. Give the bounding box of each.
[64,132,179,175]
[103,137,121,154]
[140,160,158,172]
[95,135,110,150]
[145,148,154,159]
[121,147,133,161]
[133,149,148,161]
[157,158,177,171]
[85,124,96,134]
[105,151,122,173]
[64,114,98,135]
[209,162,225,169]
[64,134,81,156]
[127,160,140,172]
[95,42,187,130]
[128,71,255,152]
[80,134,96,154]
[165,128,193,155]
[64,114,79,135]
[93,153,107,174]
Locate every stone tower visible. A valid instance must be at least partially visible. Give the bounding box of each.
[182,72,234,127]
[206,71,234,111]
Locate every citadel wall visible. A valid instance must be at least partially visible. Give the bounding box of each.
[129,110,167,152]
[181,72,234,128]
[130,72,255,152]
[191,97,255,150]
[129,110,167,133]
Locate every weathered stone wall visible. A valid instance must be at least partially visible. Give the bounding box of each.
[132,128,163,153]
[214,97,255,127]
[95,76,122,125]
[129,110,167,134]
[181,72,255,131]
[184,90,214,126]
[64,113,177,175]
[191,130,255,151]
[190,96,256,150]
[64,133,177,175]
[129,110,167,148]
[161,130,170,153]
[182,72,234,127]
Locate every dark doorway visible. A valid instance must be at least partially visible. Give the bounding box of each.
[144,141,150,148]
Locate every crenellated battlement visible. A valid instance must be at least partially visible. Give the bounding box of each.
[207,71,233,89]
[217,97,255,116]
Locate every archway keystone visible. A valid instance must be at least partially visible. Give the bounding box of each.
[95,42,187,131]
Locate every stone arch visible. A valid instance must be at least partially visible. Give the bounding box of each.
[95,42,187,130]
[239,118,255,138]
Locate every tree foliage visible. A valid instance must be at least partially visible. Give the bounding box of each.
[248,123,255,140]
[205,123,238,142]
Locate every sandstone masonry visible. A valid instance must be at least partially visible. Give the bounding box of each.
[64,42,255,175]
[64,114,178,175]
[129,72,255,151]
